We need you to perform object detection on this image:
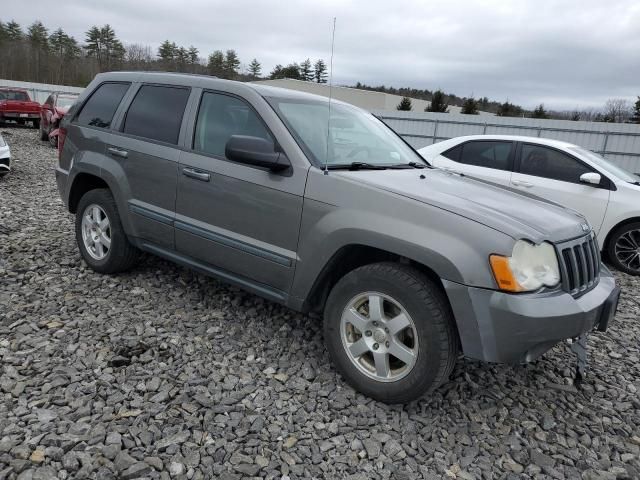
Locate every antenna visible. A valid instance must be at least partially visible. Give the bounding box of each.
[324,17,337,175]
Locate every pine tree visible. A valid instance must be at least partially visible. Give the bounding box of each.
[531,103,549,119]
[5,20,23,41]
[248,58,261,78]
[631,97,640,124]
[426,90,449,113]
[570,111,581,121]
[207,50,224,77]
[27,21,49,82]
[461,97,479,115]
[187,46,199,67]
[300,58,313,81]
[496,101,522,117]
[314,59,327,83]
[223,49,240,79]
[85,25,124,71]
[157,40,176,68]
[396,97,412,111]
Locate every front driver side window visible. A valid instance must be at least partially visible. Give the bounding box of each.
[193,92,272,159]
[520,144,592,184]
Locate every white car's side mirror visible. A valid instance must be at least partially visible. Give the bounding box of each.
[580,172,601,185]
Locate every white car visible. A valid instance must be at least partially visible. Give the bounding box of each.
[0,133,10,177]
[419,135,640,275]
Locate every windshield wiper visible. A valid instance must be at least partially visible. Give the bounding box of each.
[327,162,388,171]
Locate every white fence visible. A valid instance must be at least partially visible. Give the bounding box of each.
[0,79,84,104]
[374,110,640,173]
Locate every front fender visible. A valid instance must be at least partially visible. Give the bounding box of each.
[291,197,514,302]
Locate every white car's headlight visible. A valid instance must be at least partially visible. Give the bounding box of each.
[490,240,560,292]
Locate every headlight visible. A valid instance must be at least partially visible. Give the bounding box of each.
[490,240,560,292]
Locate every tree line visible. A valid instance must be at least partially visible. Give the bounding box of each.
[1,18,638,124]
[0,18,329,86]
[394,90,640,123]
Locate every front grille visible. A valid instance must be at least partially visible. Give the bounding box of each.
[557,234,600,296]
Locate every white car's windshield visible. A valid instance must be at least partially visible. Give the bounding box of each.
[267,98,425,168]
[571,146,639,183]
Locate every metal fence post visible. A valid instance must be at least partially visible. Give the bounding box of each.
[537,127,542,137]
[432,119,439,144]
[602,132,610,156]
[483,122,487,134]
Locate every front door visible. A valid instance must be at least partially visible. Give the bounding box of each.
[432,140,515,187]
[510,142,610,234]
[175,91,306,297]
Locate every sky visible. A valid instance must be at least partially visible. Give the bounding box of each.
[3,0,639,110]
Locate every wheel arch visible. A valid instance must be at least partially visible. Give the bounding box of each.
[602,216,640,254]
[301,243,450,315]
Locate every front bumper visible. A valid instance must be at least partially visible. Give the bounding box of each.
[443,266,619,363]
[0,112,40,119]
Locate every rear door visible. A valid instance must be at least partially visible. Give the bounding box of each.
[106,83,191,249]
[431,140,515,187]
[175,90,306,297]
[510,142,610,233]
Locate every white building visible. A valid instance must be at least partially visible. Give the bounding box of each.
[252,78,493,115]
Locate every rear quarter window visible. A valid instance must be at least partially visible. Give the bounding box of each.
[76,83,130,129]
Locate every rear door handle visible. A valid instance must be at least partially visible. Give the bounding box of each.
[512,179,533,188]
[107,147,128,159]
[182,167,210,182]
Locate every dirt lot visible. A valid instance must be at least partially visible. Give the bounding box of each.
[1,128,639,480]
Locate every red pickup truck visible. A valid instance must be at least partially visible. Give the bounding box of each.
[0,88,41,128]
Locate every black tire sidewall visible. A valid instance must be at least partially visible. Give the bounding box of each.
[607,223,640,275]
[324,264,453,403]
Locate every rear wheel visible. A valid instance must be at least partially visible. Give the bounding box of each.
[323,262,458,403]
[607,222,640,275]
[32,119,39,129]
[39,120,48,141]
[75,189,139,274]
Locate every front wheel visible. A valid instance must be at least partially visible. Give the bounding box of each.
[75,189,139,274]
[323,262,459,403]
[607,222,640,275]
[32,119,40,130]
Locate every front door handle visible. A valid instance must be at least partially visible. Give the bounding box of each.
[107,147,128,159]
[512,179,533,188]
[182,167,210,182]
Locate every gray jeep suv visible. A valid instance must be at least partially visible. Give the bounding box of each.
[55,72,620,403]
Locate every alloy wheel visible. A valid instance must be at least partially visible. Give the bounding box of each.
[81,204,112,260]
[614,229,640,273]
[340,292,418,382]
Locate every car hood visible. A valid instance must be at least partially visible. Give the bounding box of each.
[343,168,588,243]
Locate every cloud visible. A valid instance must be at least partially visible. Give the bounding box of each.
[3,0,638,110]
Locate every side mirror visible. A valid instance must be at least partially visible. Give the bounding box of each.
[580,172,601,185]
[225,135,290,172]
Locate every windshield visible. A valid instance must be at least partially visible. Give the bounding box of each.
[56,96,77,108]
[267,98,425,167]
[0,90,30,101]
[570,146,639,183]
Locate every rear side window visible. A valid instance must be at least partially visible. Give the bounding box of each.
[76,83,129,129]
[193,92,272,158]
[519,144,592,184]
[123,85,190,144]
[458,141,512,170]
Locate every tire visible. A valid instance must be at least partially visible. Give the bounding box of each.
[39,120,48,141]
[32,119,40,129]
[75,188,139,274]
[323,262,458,403]
[606,222,640,275]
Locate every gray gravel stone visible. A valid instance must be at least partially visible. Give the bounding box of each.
[1,128,639,479]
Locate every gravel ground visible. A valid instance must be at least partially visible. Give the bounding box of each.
[0,127,639,480]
